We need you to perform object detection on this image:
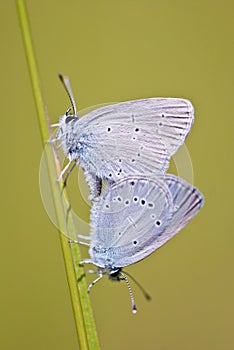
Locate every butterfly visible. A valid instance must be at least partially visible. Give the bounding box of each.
[74,174,204,312]
[51,74,194,200]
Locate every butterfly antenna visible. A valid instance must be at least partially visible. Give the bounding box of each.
[58,73,78,117]
[120,271,137,314]
[123,270,151,301]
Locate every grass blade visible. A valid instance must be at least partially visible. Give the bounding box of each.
[16,1,100,349]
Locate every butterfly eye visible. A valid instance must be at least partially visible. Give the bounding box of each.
[65,115,77,123]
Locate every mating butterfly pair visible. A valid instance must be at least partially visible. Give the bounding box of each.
[51,75,204,312]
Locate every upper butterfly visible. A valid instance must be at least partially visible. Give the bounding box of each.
[52,74,194,199]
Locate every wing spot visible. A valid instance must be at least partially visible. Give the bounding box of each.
[105,204,110,209]
[117,196,122,202]
[133,196,139,202]
[119,232,122,236]
[107,127,112,132]
[148,202,154,208]
[140,199,146,206]
[161,114,165,118]
[151,214,156,219]
[133,240,138,245]
[134,128,139,132]
[131,159,136,162]
[130,181,135,186]
[125,199,130,206]
[155,220,161,226]
[159,122,163,127]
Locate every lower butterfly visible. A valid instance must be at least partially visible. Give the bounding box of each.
[71,174,204,313]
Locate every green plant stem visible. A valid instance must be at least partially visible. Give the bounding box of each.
[16,1,100,349]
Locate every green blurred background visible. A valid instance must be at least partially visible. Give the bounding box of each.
[1,1,234,349]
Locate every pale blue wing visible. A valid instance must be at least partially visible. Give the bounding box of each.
[89,176,174,268]
[161,174,204,240]
[56,98,194,197]
[89,174,203,268]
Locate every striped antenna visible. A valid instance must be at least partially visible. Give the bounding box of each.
[58,73,77,117]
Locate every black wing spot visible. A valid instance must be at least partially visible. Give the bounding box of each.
[134,128,139,132]
[155,220,161,226]
[133,240,138,245]
[148,202,154,208]
[133,196,139,202]
[125,199,130,206]
[140,199,146,206]
[130,181,135,186]
[107,127,112,132]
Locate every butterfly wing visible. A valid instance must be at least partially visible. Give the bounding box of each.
[157,174,204,244]
[60,98,194,197]
[89,176,174,268]
[86,97,193,146]
[89,175,203,268]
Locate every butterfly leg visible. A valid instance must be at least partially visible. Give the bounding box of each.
[63,161,77,187]
[57,160,72,182]
[79,259,100,267]
[77,234,91,241]
[87,271,103,293]
[68,239,89,247]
